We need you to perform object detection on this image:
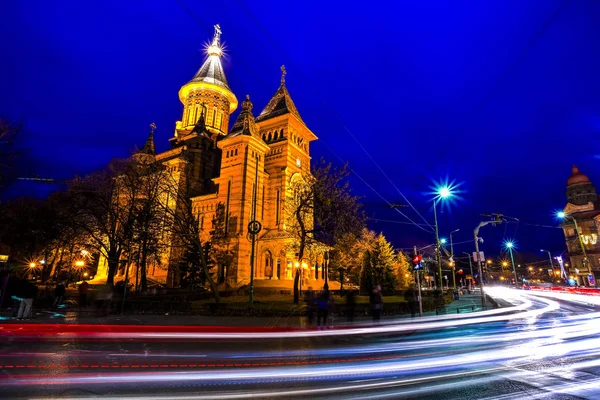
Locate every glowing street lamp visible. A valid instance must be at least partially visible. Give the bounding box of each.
[433,184,454,290]
[440,238,448,245]
[503,240,518,285]
[29,262,36,268]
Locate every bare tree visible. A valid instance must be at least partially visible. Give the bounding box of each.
[286,160,366,303]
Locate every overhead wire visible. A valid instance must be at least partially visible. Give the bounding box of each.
[230,0,435,232]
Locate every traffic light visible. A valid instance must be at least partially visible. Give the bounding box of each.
[412,253,422,265]
[412,253,423,270]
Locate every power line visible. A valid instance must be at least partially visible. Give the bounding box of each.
[232,0,435,232]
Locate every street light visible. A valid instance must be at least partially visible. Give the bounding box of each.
[540,249,555,278]
[440,238,448,245]
[503,240,518,285]
[433,185,453,290]
[556,211,590,282]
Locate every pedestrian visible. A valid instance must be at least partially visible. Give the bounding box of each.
[304,286,316,326]
[345,290,356,323]
[370,285,383,322]
[17,279,37,319]
[316,290,329,328]
[79,280,89,308]
[404,285,418,318]
[327,291,335,327]
[52,282,65,309]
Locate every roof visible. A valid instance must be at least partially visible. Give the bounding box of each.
[227,95,262,140]
[138,123,156,156]
[188,55,230,91]
[256,66,304,123]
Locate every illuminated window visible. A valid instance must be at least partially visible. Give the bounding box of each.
[207,108,214,127]
[215,110,223,130]
[296,158,301,168]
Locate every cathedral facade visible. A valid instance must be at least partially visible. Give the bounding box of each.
[97,26,322,288]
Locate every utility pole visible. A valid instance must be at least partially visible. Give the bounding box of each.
[450,229,459,290]
[433,199,443,290]
[414,245,423,317]
[463,252,474,290]
[474,213,518,306]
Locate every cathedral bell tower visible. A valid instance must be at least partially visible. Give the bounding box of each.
[176,25,238,137]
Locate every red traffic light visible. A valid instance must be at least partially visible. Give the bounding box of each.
[412,254,422,265]
[458,269,464,275]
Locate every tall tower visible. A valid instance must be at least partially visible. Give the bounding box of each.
[176,25,238,136]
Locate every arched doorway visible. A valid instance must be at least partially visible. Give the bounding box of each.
[264,250,273,279]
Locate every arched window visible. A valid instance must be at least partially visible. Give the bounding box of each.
[268,132,272,142]
[280,129,284,138]
[235,148,238,156]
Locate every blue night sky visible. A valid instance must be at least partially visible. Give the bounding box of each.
[2,0,600,265]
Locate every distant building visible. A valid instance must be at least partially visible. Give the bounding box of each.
[561,166,600,286]
[96,26,324,288]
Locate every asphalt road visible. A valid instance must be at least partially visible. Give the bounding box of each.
[2,287,600,399]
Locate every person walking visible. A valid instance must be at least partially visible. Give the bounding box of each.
[52,282,65,310]
[79,280,89,308]
[316,290,329,328]
[404,285,418,318]
[17,279,37,319]
[304,287,316,327]
[370,285,383,322]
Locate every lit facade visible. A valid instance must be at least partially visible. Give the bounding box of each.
[97,26,322,288]
[561,166,600,286]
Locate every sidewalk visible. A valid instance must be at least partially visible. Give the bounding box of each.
[0,293,495,327]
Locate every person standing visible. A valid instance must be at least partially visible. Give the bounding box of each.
[17,279,37,319]
[304,287,316,327]
[404,285,418,318]
[370,285,383,322]
[52,282,65,309]
[79,280,89,308]
[316,290,329,328]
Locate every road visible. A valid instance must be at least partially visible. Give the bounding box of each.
[1,287,600,399]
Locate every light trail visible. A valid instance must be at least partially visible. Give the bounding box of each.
[3,288,600,399]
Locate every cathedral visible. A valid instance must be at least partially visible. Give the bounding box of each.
[96,25,323,289]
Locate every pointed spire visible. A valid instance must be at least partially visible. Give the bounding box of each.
[188,24,230,90]
[256,66,304,123]
[228,95,260,138]
[139,122,156,156]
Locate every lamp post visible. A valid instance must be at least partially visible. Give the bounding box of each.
[504,241,518,285]
[449,229,459,289]
[557,211,590,283]
[463,252,474,289]
[540,249,555,276]
[323,251,329,292]
[433,186,453,290]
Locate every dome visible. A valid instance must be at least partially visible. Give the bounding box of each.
[567,165,591,186]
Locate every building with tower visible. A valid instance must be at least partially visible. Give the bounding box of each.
[561,166,600,286]
[96,25,322,289]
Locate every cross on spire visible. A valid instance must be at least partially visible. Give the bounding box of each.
[213,24,221,45]
[150,122,156,134]
[280,65,286,85]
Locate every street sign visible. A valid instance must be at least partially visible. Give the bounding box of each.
[473,252,485,262]
[248,220,262,235]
